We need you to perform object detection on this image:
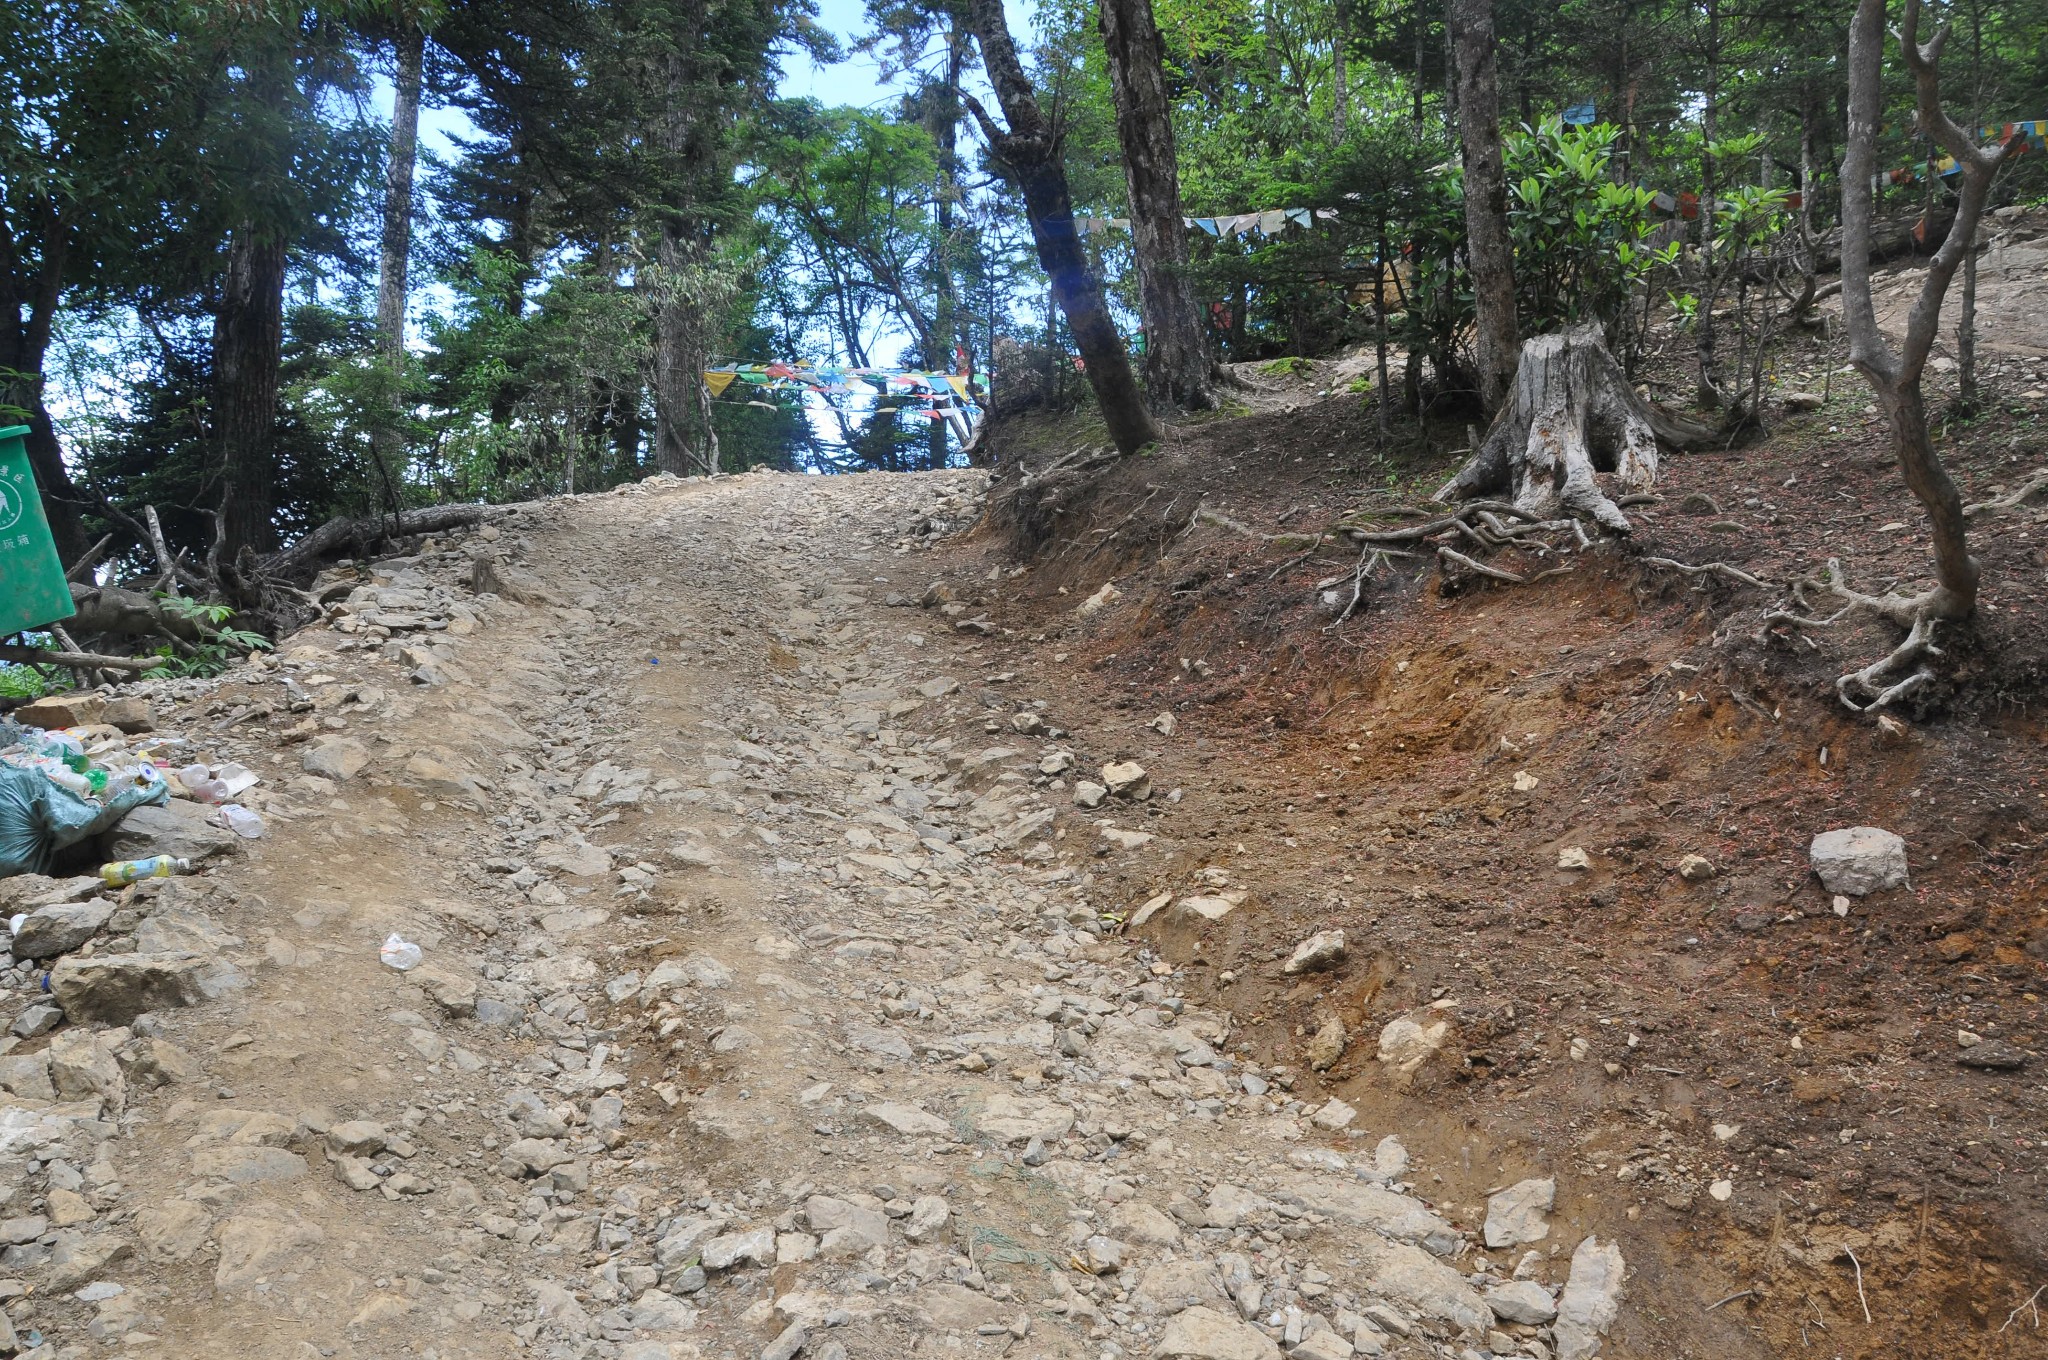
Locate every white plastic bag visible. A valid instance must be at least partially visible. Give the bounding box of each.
[379,933,423,971]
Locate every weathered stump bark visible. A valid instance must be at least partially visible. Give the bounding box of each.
[1434,326,1697,533]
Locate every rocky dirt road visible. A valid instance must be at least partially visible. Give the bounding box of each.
[0,470,1629,1360]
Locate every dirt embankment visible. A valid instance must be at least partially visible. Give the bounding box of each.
[929,343,2048,1357]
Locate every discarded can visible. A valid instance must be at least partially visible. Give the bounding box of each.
[99,855,192,887]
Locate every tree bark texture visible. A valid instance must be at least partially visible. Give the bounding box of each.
[371,24,425,513]
[1435,326,1699,533]
[213,225,288,559]
[1099,0,1215,412]
[0,216,89,564]
[213,33,295,564]
[1840,0,2016,621]
[650,36,720,479]
[927,25,966,467]
[1449,0,1519,416]
[968,0,1160,456]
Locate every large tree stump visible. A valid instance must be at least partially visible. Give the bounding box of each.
[1435,326,1700,533]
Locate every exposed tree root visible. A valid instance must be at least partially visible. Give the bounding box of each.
[1963,468,2048,518]
[1639,555,1776,590]
[1760,558,1963,711]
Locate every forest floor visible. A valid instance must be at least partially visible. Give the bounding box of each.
[2,221,2046,1360]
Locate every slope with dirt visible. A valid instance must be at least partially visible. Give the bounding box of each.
[934,310,2048,1358]
[0,465,1674,1360]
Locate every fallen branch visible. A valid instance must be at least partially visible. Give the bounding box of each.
[65,534,114,584]
[1704,1289,1756,1312]
[0,645,158,673]
[262,503,504,581]
[1193,504,1266,540]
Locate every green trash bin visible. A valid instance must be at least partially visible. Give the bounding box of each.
[0,424,79,638]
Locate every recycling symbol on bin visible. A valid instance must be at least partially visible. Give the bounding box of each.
[0,476,23,533]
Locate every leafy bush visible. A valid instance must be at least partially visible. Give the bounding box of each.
[1504,118,1680,365]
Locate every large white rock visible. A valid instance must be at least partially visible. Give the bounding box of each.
[1553,1235,1626,1360]
[1377,1015,1449,1074]
[1152,1304,1281,1360]
[1283,929,1347,975]
[1808,826,1908,896]
[1482,1177,1555,1248]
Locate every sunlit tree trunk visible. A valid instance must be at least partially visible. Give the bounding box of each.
[1099,0,1214,411]
[968,0,1159,454]
[372,23,424,516]
[1450,0,1518,415]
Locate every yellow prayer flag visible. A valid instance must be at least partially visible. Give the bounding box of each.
[946,375,971,399]
[704,371,738,397]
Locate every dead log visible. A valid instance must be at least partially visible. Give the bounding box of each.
[66,583,213,642]
[1434,326,1709,533]
[0,645,157,673]
[262,503,503,581]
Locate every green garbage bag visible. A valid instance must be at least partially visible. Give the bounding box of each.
[0,765,170,877]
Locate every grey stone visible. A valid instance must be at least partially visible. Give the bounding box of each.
[762,1322,808,1360]
[1483,1280,1557,1325]
[50,952,240,1024]
[1553,1235,1626,1360]
[1280,1177,1460,1255]
[1483,1177,1555,1248]
[701,1225,775,1269]
[1101,761,1150,799]
[100,799,240,863]
[10,900,115,959]
[1152,1304,1282,1360]
[1282,929,1346,975]
[0,1052,55,1101]
[1808,826,1908,896]
[804,1195,888,1255]
[11,1003,63,1039]
[903,1195,951,1243]
[301,738,371,781]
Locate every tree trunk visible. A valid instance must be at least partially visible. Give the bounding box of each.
[652,223,702,476]
[214,34,294,565]
[969,0,1159,455]
[1435,326,1705,532]
[1694,0,1723,408]
[928,25,966,468]
[649,39,718,479]
[1098,0,1214,412]
[1,226,89,564]
[213,226,288,559]
[1956,231,1978,410]
[372,23,425,518]
[1839,0,2013,625]
[1449,0,1518,416]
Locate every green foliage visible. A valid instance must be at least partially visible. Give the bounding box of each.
[1505,119,1678,335]
[140,595,271,679]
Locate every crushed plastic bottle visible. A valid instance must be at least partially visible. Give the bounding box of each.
[176,764,231,803]
[100,855,192,887]
[215,805,266,839]
[379,933,423,970]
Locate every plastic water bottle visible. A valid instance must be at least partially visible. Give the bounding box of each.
[177,765,230,803]
[216,805,266,839]
[100,856,192,887]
